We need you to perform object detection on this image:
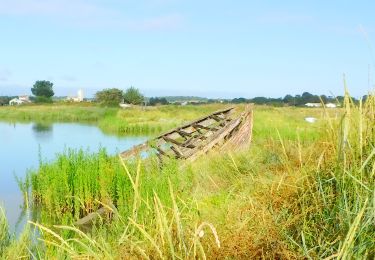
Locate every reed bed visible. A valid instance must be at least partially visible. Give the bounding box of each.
[14,157,219,258]
[1,93,374,258]
[280,91,375,259]
[26,176,220,259]
[25,150,186,224]
[0,207,10,255]
[0,207,33,259]
[26,149,132,222]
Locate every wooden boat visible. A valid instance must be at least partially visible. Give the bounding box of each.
[76,106,253,229]
[120,106,253,161]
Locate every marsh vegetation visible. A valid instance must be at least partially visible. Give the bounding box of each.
[0,103,224,135]
[0,93,374,259]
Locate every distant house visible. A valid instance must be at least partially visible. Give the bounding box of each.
[305,103,322,107]
[119,103,131,108]
[305,102,338,108]
[9,95,31,105]
[67,89,84,102]
[18,95,30,102]
[325,103,337,108]
[9,98,23,105]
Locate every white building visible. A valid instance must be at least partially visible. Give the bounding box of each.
[325,103,337,108]
[305,103,322,107]
[77,89,84,102]
[119,103,131,108]
[9,98,23,105]
[67,89,84,102]
[9,95,30,105]
[305,102,338,108]
[18,95,30,102]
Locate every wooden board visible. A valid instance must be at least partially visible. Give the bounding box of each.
[120,106,253,161]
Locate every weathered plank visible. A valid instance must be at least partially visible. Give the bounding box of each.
[154,107,233,138]
[75,202,117,231]
[120,106,252,161]
[184,117,242,160]
[222,106,253,150]
[120,143,148,158]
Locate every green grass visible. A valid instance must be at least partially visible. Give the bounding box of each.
[0,103,225,135]
[0,95,374,258]
[0,207,10,255]
[25,149,190,224]
[279,94,375,259]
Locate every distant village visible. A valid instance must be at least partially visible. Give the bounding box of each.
[3,89,86,106]
[1,89,369,108]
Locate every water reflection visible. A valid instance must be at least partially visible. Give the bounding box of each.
[32,123,53,141]
[0,121,147,233]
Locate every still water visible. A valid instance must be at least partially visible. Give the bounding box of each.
[0,121,146,232]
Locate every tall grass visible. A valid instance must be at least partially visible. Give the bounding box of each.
[1,95,373,258]
[0,207,33,259]
[15,158,218,259]
[280,91,375,259]
[26,149,186,223]
[26,149,132,222]
[0,207,10,255]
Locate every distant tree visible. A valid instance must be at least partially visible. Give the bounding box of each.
[283,94,294,104]
[123,86,144,105]
[268,98,283,106]
[31,80,54,99]
[0,96,15,106]
[301,92,313,103]
[293,95,302,106]
[301,92,320,104]
[336,96,345,105]
[148,97,168,106]
[231,97,248,103]
[251,97,268,104]
[34,96,53,103]
[95,88,123,106]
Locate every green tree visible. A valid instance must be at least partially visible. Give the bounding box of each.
[31,80,54,98]
[148,97,169,106]
[283,94,294,104]
[231,97,248,104]
[95,88,124,106]
[0,96,14,106]
[123,86,144,105]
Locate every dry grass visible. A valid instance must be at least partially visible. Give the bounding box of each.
[1,94,374,259]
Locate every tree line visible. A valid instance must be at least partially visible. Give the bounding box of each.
[230,92,368,106]
[95,87,145,106]
[1,80,368,107]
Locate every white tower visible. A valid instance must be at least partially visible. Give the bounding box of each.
[77,89,84,102]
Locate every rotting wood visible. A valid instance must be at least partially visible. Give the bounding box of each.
[119,106,253,161]
[75,202,117,232]
[77,106,253,232]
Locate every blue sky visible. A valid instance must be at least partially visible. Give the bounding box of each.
[0,0,375,98]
